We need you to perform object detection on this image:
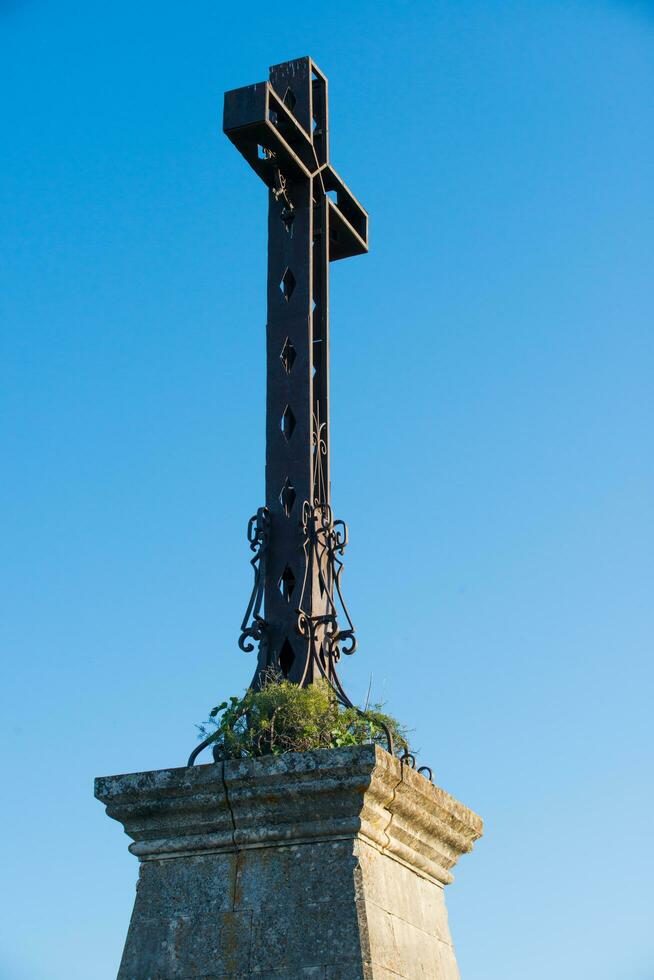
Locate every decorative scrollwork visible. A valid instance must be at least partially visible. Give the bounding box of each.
[238,506,270,653]
[311,405,328,506]
[296,500,357,668]
[400,751,434,783]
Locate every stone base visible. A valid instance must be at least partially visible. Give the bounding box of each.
[95,745,482,979]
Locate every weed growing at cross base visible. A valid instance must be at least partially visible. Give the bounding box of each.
[198,673,409,760]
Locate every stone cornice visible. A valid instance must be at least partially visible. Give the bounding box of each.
[95,745,483,885]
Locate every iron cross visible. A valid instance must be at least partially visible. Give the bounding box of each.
[224,57,368,699]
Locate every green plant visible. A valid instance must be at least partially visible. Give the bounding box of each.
[198,672,409,760]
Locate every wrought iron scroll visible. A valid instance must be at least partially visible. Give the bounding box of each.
[400,752,434,783]
[187,733,219,768]
[291,499,369,736]
[296,500,356,663]
[238,506,270,653]
[311,405,328,509]
[292,504,401,757]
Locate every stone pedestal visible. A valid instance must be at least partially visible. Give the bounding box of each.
[95,744,482,979]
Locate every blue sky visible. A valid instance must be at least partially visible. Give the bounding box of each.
[1,1,653,978]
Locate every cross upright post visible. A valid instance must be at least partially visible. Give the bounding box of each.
[223,57,368,698]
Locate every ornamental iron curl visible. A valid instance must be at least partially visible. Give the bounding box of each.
[296,499,357,666]
[400,751,434,783]
[311,404,328,509]
[238,506,270,654]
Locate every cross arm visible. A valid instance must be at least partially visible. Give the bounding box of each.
[320,165,368,261]
[223,81,315,183]
[223,81,368,261]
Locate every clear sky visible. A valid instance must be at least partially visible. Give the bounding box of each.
[1,1,653,978]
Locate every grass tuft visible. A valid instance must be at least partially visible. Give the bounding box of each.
[198,671,409,760]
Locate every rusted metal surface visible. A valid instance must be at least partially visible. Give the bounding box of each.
[225,57,368,697]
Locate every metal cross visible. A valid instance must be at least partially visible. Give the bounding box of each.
[224,57,368,699]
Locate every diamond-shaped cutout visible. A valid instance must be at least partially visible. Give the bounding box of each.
[280,477,296,517]
[279,637,295,677]
[283,87,296,111]
[280,338,296,374]
[278,565,296,603]
[281,404,296,441]
[279,267,295,302]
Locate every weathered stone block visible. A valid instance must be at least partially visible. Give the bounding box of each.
[96,744,482,979]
